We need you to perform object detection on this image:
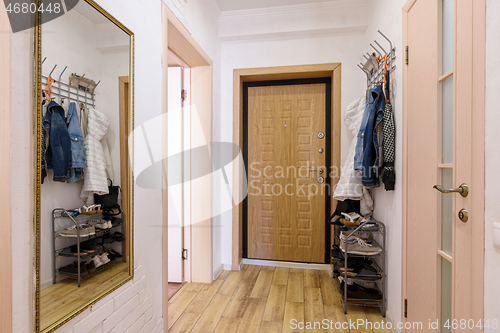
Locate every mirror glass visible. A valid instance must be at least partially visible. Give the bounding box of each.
[37,1,133,332]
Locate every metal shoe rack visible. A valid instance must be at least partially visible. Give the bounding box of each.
[332,220,386,317]
[52,208,126,287]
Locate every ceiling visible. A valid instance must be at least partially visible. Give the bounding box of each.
[215,0,335,11]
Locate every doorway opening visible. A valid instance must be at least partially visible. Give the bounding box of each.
[242,78,332,264]
[167,51,191,297]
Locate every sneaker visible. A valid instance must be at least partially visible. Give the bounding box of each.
[107,221,113,229]
[89,219,109,230]
[92,255,104,268]
[100,252,111,265]
[339,231,382,255]
[81,224,96,236]
[59,225,91,237]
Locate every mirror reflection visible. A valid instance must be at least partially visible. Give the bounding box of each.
[39,1,132,331]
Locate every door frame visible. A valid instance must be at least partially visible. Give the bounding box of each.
[402,0,486,328]
[232,63,342,270]
[0,2,12,332]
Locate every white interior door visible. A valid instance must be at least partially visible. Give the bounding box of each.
[404,0,484,331]
[168,66,184,283]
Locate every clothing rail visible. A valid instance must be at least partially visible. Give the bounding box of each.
[357,30,396,90]
[41,60,100,109]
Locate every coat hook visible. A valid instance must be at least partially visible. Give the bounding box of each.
[378,30,393,55]
[374,40,387,55]
[42,57,47,64]
[370,44,383,57]
[75,74,85,103]
[58,66,67,104]
[48,64,57,78]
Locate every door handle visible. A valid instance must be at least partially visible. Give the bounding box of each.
[310,169,324,174]
[433,183,469,197]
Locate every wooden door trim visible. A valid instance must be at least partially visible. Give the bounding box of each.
[0,3,12,332]
[162,3,214,331]
[402,0,485,327]
[232,63,341,270]
[118,76,130,262]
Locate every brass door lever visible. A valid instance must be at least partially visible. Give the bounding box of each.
[433,183,469,197]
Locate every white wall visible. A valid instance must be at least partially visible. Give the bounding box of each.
[363,0,405,327]
[11,0,165,331]
[484,0,500,330]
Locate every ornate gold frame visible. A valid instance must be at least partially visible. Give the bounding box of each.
[34,1,134,332]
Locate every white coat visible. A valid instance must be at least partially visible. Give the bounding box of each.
[80,108,114,201]
[333,96,374,216]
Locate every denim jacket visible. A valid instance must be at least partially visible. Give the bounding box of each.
[361,85,385,188]
[66,102,86,183]
[43,101,72,182]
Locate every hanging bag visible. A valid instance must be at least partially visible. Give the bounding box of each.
[94,179,120,209]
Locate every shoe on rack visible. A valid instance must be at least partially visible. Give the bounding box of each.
[59,261,88,276]
[92,255,104,268]
[339,231,382,255]
[70,244,87,256]
[89,219,109,230]
[59,224,94,238]
[86,260,96,274]
[107,249,123,261]
[80,240,96,253]
[111,217,122,227]
[111,232,124,242]
[100,252,111,265]
[339,282,382,301]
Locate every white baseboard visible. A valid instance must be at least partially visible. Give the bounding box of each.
[242,258,330,270]
[213,264,224,281]
[41,279,53,290]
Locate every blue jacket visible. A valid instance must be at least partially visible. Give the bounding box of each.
[354,85,385,188]
[43,101,72,182]
[66,102,86,183]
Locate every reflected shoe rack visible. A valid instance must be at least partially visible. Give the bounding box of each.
[331,220,386,317]
[52,208,126,287]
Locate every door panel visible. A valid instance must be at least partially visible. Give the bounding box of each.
[168,66,184,283]
[247,84,326,263]
[406,0,439,326]
[405,0,481,331]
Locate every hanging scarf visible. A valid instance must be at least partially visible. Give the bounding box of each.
[381,101,395,190]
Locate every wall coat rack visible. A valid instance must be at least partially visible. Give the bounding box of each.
[41,57,100,109]
[357,30,396,90]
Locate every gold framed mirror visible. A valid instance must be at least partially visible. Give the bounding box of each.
[34,1,134,332]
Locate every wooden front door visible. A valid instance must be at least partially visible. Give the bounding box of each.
[404,0,485,331]
[247,82,328,263]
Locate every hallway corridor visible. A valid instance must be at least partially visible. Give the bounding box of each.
[168,265,390,333]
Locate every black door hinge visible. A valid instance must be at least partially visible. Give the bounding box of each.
[405,46,409,65]
[404,299,408,318]
[182,249,188,260]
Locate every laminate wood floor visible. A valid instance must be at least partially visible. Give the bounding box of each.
[168,265,392,333]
